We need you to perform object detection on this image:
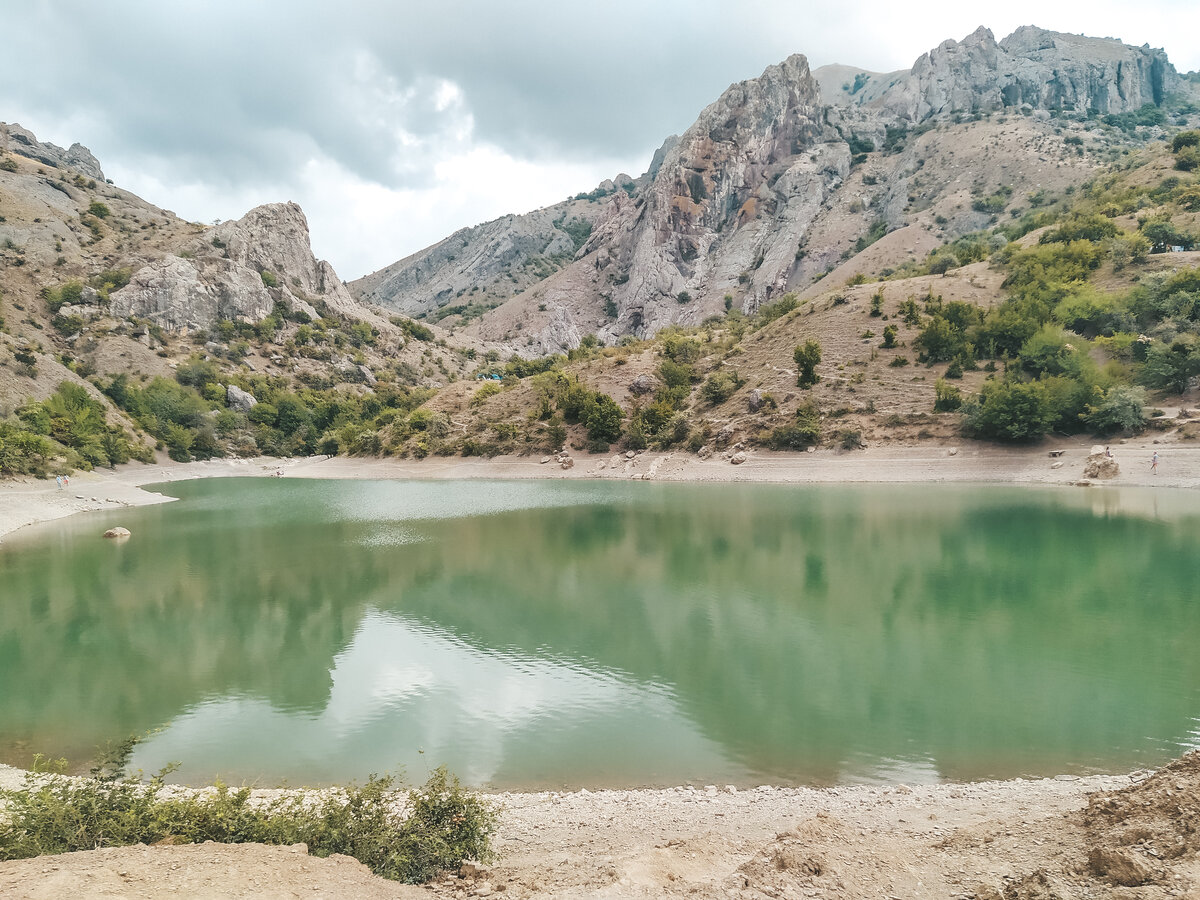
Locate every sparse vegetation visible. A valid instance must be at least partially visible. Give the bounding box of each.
[0,741,496,884]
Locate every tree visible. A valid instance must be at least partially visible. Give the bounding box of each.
[794,341,821,388]
[869,290,884,317]
[964,379,1055,442]
[585,394,623,443]
[1083,385,1146,435]
[933,378,963,412]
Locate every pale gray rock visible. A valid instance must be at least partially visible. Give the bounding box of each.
[110,255,273,331]
[832,26,1179,122]
[1,122,106,181]
[226,384,258,411]
[102,527,131,539]
[747,389,765,412]
[730,451,748,465]
[714,425,737,448]
[111,202,365,331]
[628,374,655,396]
[1083,451,1119,479]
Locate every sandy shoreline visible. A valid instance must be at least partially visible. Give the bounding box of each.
[1,760,1194,898]
[3,437,1199,543]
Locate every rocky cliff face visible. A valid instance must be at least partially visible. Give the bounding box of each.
[846,26,1180,121]
[595,53,846,335]
[350,26,1190,353]
[1,122,106,182]
[353,180,633,318]
[110,202,361,331]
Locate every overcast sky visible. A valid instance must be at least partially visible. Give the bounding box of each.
[5,1,1199,280]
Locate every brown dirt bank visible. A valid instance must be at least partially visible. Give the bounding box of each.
[3,755,1200,898]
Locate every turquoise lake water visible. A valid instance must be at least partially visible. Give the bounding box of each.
[1,478,1198,788]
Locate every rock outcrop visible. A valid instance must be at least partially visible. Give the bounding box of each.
[1083,448,1120,479]
[226,384,258,411]
[353,188,624,316]
[1,122,106,182]
[110,202,359,331]
[349,26,1191,353]
[839,26,1180,122]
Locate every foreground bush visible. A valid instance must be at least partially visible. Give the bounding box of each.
[0,745,497,884]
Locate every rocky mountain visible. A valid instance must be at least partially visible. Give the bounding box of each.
[0,124,470,440]
[1,122,106,183]
[351,26,1195,355]
[109,202,372,332]
[824,26,1178,121]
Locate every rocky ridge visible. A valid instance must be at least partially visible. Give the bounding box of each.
[0,122,106,183]
[110,202,370,331]
[351,26,1194,353]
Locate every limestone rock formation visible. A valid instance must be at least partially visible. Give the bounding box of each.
[349,26,1189,354]
[103,527,131,539]
[110,202,358,330]
[226,384,258,411]
[1083,448,1120,479]
[1,122,106,182]
[353,190,622,315]
[838,26,1180,122]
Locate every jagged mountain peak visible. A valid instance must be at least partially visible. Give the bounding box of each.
[1,122,106,183]
[353,25,1192,355]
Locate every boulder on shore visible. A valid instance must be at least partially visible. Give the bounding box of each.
[1083,451,1119,480]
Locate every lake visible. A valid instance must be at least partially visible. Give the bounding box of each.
[1,477,1198,789]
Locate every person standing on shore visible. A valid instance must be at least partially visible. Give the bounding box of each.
[1152,451,1160,475]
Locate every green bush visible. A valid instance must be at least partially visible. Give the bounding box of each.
[700,369,743,405]
[794,341,821,387]
[0,747,496,884]
[1139,338,1200,393]
[585,393,624,443]
[260,270,279,288]
[914,313,974,363]
[86,201,111,219]
[1038,214,1118,245]
[16,382,137,469]
[1171,131,1200,152]
[767,401,821,449]
[964,379,1055,442]
[1175,146,1200,172]
[0,421,58,476]
[1083,384,1146,435]
[471,382,503,406]
[933,378,963,412]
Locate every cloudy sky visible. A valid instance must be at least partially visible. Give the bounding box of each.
[5,1,1198,280]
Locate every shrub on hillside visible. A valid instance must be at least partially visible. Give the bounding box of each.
[700,369,743,405]
[766,401,821,450]
[794,341,821,387]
